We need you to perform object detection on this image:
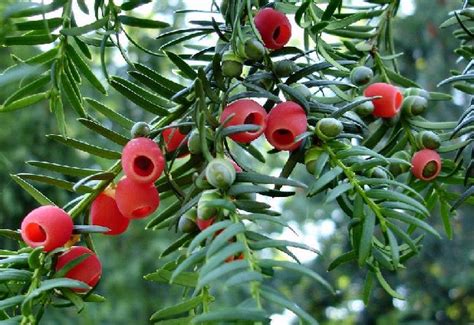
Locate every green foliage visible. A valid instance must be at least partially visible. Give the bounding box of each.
[0,0,472,324]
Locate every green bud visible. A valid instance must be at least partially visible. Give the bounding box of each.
[290,83,312,100]
[315,118,343,141]
[350,66,373,86]
[188,130,201,154]
[131,122,150,138]
[353,97,375,117]
[244,39,265,61]
[389,150,411,176]
[178,208,198,233]
[222,51,243,78]
[403,87,430,100]
[304,146,324,175]
[197,189,221,220]
[205,158,236,189]
[402,95,428,117]
[417,131,441,150]
[273,59,297,78]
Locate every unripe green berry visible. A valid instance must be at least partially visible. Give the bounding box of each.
[197,189,221,220]
[315,118,343,141]
[354,97,375,117]
[404,87,430,100]
[205,158,236,189]
[131,122,150,138]
[290,83,312,100]
[417,131,441,150]
[402,95,428,117]
[350,66,373,86]
[244,39,265,61]
[389,150,411,176]
[178,208,198,233]
[273,60,297,78]
[222,51,243,78]
[188,130,201,154]
[304,146,324,175]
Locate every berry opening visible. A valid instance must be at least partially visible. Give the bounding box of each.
[25,223,47,243]
[422,160,439,178]
[133,156,155,177]
[132,206,153,218]
[244,113,264,133]
[272,129,294,146]
[273,24,290,45]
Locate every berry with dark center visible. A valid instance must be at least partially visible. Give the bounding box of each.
[411,149,442,181]
[20,205,73,252]
[220,99,267,143]
[254,8,292,50]
[121,138,165,184]
[265,101,307,151]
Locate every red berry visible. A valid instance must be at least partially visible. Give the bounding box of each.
[254,8,292,50]
[55,246,102,292]
[20,205,73,252]
[162,127,189,156]
[196,217,215,231]
[364,83,403,118]
[121,137,165,184]
[115,177,160,219]
[411,149,442,181]
[220,99,267,143]
[265,101,307,151]
[90,191,130,235]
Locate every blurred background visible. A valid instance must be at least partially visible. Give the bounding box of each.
[0,0,472,324]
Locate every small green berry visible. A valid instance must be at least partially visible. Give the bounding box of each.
[402,95,428,116]
[205,158,236,189]
[417,131,441,150]
[273,60,297,78]
[350,66,373,86]
[131,122,150,138]
[315,118,343,141]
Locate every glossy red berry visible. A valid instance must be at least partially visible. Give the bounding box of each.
[196,217,215,231]
[21,205,73,252]
[162,127,188,155]
[121,137,165,184]
[411,149,442,181]
[90,191,130,235]
[364,83,403,118]
[115,177,160,219]
[55,246,102,292]
[265,101,307,151]
[254,8,292,50]
[220,99,267,143]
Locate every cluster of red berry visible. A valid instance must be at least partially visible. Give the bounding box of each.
[17,6,443,296]
[361,82,442,181]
